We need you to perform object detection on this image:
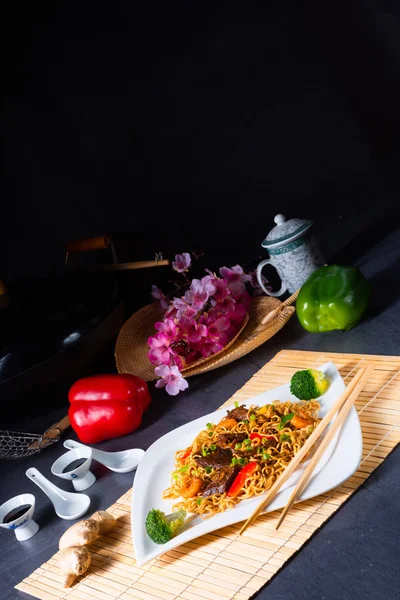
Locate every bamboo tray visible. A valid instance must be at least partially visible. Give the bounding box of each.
[115,295,296,381]
[17,350,400,600]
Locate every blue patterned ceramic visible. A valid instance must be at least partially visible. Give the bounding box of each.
[256,214,324,296]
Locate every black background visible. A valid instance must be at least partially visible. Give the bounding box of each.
[3,1,400,284]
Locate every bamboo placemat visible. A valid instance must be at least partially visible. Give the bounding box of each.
[16,350,400,600]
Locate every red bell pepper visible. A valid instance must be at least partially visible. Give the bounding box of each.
[249,433,278,443]
[179,448,192,462]
[68,374,151,412]
[227,462,258,497]
[68,374,150,444]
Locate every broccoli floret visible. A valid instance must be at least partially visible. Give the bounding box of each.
[290,369,329,401]
[145,508,186,544]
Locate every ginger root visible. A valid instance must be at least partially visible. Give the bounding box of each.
[58,510,115,587]
[59,518,99,550]
[90,510,116,535]
[59,546,91,588]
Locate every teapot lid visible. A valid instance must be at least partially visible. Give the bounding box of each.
[261,214,313,249]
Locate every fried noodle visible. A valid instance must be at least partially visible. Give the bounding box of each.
[163,400,321,518]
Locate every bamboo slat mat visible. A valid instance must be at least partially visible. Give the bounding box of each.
[16,350,400,600]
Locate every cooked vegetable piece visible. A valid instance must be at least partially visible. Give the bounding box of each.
[227,462,258,497]
[278,413,295,429]
[290,369,329,400]
[218,418,238,429]
[145,509,186,544]
[291,413,315,429]
[249,433,278,443]
[179,448,192,462]
[179,476,204,498]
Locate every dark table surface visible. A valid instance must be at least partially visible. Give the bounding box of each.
[1,225,399,600]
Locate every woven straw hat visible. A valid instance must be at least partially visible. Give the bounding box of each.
[115,296,295,382]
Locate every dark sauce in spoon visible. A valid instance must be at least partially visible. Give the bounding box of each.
[3,504,31,523]
[62,458,87,473]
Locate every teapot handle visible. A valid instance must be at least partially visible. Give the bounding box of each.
[256,259,287,297]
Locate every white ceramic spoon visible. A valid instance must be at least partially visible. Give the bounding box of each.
[26,467,90,520]
[63,440,145,473]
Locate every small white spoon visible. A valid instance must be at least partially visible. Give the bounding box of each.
[63,440,145,473]
[26,467,90,520]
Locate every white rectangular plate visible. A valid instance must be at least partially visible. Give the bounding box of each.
[132,362,362,565]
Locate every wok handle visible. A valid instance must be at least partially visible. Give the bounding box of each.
[66,235,111,253]
[43,416,70,440]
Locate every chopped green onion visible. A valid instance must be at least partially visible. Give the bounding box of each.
[262,453,271,460]
[249,414,256,421]
[178,465,189,473]
[257,446,263,454]
[280,434,291,443]
[210,444,217,451]
[235,442,242,449]
[308,426,314,434]
[234,401,239,408]
[238,457,247,466]
[279,413,294,429]
[172,475,178,481]
[206,423,213,429]
[205,467,212,474]
[244,438,251,446]
[231,457,238,465]
[242,419,249,425]
[208,432,213,437]
[196,498,202,506]
[202,448,209,456]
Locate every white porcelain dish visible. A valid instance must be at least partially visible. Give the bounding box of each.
[132,362,362,565]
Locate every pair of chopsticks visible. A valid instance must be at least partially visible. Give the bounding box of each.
[240,365,371,535]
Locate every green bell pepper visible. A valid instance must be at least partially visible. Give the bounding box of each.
[296,264,370,332]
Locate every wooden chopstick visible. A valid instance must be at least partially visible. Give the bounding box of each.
[275,364,372,529]
[239,365,371,535]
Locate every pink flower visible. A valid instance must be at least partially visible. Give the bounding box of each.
[205,316,230,347]
[180,317,208,343]
[219,265,252,295]
[154,319,177,341]
[151,285,169,311]
[212,278,231,302]
[172,253,191,273]
[234,290,252,311]
[201,275,217,296]
[230,307,247,325]
[155,365,189,396]
[170,297,196,320]
[148,334,173,366]
[215,295,236,314]
[185,279,209,312]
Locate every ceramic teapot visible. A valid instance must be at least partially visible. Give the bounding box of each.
[256,214,324,296]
